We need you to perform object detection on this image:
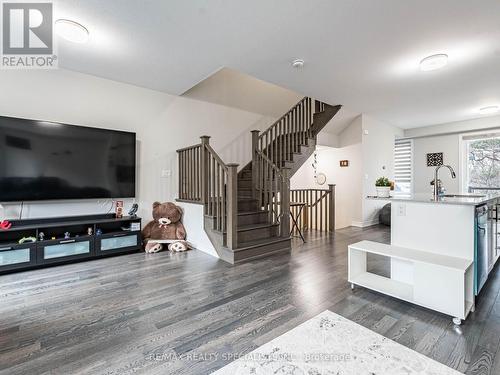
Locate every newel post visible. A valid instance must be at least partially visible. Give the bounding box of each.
[226,163,239,249]
[251,130,260,199]
[328,184,336,232]
[200,136,210,205]
[280,167,291,237]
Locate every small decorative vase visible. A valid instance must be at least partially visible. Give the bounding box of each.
[376,186,391,198]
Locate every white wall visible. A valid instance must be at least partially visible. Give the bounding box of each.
[217,115,276,170]
[291,116,365,229]
[317,132,339,148]
[0,69,277,230]
[290,144,363,229]
[412,134,461,194]
[176,201,218,257]
[291,114,403,228]
[339,115,362,147]
[404,116,500,194]
[405,115,500,138]
[183,67,302,118]
[361,115,404,226]
[183,67,301,170]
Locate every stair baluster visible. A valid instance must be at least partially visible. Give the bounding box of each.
[289,185,336,233]
[177,136,238,249]
[177,97,341,263]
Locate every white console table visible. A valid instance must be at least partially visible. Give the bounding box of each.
[348,240,474,325]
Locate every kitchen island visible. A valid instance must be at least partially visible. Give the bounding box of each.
[349,193,500,325]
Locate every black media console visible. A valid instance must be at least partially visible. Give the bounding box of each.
[0,214,142,274]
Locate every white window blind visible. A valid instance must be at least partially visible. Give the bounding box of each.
[394,139,413,197]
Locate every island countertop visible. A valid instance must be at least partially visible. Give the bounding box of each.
[366,192,500,206]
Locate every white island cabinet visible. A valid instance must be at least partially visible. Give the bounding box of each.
[349,193,500,325]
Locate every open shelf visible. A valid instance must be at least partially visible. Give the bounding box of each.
[0,214,142,274]
[349,240,475,322]
[350,240,472,272]
[350,272,414,302]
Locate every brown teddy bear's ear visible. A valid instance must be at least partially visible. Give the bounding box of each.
[153,201,161,209]
[176,206,183,217]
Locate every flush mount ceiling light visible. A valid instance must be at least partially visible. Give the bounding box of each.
[479,106,499,115]
[55,19,89,43]
[291,59,305,69]
[419,53,448,71]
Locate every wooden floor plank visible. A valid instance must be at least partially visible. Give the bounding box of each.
[0,225,499,374]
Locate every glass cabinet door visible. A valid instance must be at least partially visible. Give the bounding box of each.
[40,238,92,263]
[97,232,140,254]
[0,244,36,271]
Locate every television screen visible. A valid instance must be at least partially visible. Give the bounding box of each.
[0,116,136,202]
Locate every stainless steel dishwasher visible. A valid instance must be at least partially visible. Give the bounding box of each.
[475,204,489,295]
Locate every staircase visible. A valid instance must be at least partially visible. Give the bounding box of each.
[177,97,341,263]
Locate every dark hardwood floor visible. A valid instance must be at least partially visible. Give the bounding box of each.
[0,225,499,374]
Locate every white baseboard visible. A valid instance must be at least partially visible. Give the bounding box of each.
[352,219,380,228]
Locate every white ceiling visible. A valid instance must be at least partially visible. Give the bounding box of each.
[52,0,500,129]
[182,68,303,118]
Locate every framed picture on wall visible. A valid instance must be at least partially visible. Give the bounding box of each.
[427,152,443,167]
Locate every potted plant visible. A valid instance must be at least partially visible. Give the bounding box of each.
[375,177,391,198]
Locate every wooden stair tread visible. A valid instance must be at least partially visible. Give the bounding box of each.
[182,99,340,264]
[220,222,278,235]
[205,210,268,219]
[237,223,279,232]
[233,236,291,252]
[237,210,268,216]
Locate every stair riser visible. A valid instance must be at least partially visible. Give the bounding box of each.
[238,211,269,226]
[238,225,279,243]
[238,200,258,212]
[238,181,253,189]
[200,101,340,265]
[240,172,252,180]
[238,193,254,200]
[238,186,253,194]
[233,238,291,262]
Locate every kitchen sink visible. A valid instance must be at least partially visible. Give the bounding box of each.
[443,194,485,198]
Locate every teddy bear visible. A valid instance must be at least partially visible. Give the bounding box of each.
[142,202,189,253]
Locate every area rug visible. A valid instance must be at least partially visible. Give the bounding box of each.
[212,310,460,375]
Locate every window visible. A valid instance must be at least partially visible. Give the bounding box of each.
[394,139,413,197]
[464,134,500,194]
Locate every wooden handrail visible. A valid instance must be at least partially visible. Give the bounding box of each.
[255,97,328,170]
[177,136,238,249]
[255,149,287,184]
[177,97,337,252]
[291,188,330,207]
[254,150,290,236]
[177,143,202,202]
[176,143,202,153]
[259,97,308,140]
[251,97,333,238]
[205,143,229,173]
[290,185,335,233]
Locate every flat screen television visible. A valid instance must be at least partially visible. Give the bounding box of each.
[0,116,136,202]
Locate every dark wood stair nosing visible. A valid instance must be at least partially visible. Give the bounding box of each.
[232,236,291,252]
[237,210,268,216]
[220,222,279,235]
[237,222,279,232]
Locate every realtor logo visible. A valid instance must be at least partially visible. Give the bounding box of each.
[1,2,57,68]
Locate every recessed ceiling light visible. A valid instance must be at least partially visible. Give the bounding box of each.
[55,19,89,43]
[291,59,305,69]
[479,106,499,115]
[419,54,448,71]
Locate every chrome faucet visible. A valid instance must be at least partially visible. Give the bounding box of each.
[433,165,456,199]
